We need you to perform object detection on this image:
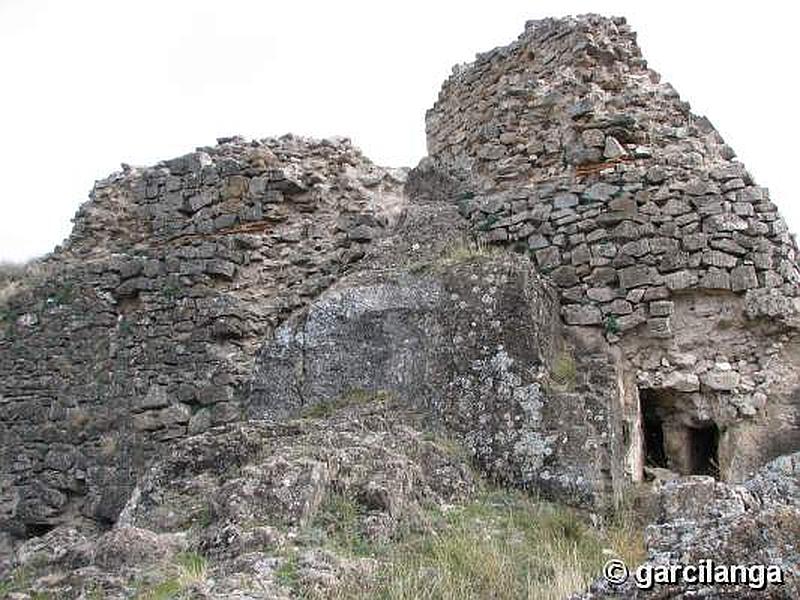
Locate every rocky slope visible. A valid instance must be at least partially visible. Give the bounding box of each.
[2,398,477,598]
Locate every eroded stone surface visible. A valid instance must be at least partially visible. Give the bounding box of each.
[577,452,800,598]
[249,252,620,508]
[1,401,477,598]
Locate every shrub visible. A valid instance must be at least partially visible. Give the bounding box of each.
[439,238,500,263]
[604,315,620,335]
[477,214,499,232]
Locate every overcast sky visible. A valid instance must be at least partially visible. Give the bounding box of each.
[1,1,797,262]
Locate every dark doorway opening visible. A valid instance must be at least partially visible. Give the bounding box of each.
[639,388,720,478]
[688,424,720,477]
[640,389,667,469]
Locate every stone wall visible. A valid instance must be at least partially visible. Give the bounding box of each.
[426,15,800,333]
[426,14,800,483]
[0,135,406,534]
[2,13,800,546]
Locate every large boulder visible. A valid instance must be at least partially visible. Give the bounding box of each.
[249,249,623,508]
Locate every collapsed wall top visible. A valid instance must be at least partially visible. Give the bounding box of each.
[426,14,800,335]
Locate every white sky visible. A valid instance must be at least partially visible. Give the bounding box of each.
[1,1,798,262]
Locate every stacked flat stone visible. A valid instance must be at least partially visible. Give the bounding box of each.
[0,135,405,532]
[426,14,800,336]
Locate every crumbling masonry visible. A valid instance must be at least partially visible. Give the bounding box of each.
[1,15,799,544]
[425,15,800,483]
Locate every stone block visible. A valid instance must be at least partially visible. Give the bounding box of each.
[701,250,738,269]
[663,270,698,290]
[134,386,170,412]
[205,259,237,280]
[570,244,591,265]
[581,129,605,147]
[648,317,672,338]
[663,371,700,392]
[348,225,376,242]
[550,266,578,287]
[486,227,509,242]
[586,266,618,286]
[535,246,561,270]
[659,252,689,272]
[527,234,549,250]
[731,265,758,291]
[626,288,647,303]
[617,309,647,331]
[662,198,692,216]
[705,214,748,232]
[188,409,212,435]
[649,300,674,317]
[587,287,617,302]
[701,369,740,391]
[710,239,746,256]
[584,182,620,202]
[618,265,658,289]
[682,233,707,251]
[699,268,731,290]
[620,239,650,257]
[603,136,626,159]
[604,299,633,315]
[645,166,667,184]
[752,252,774,270]
[553,193,579,209]
[223,175,249,199]
[562,304,603,325]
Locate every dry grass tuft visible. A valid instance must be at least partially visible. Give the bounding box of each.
[440,238,502,263]
[549,350,578,392]
[308,487,645,600]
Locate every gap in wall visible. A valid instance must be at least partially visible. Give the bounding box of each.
[639,388,719,478]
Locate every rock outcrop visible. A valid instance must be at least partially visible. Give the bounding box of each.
[578,452,800,598]
[0,399,477,598]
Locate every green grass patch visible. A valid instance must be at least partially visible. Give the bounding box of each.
[604,315,620,335]
[320,487,645,600]
[306,492,376,558]
[132,552,208,600]
[300,389,392,420]
[549,351,577,391]
[275,555,300,591]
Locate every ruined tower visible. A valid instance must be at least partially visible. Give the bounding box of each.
[426,15,800,483]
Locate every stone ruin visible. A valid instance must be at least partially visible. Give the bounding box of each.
[0,14,799,596]
[1,135,407,533]
[426,14,800,484]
